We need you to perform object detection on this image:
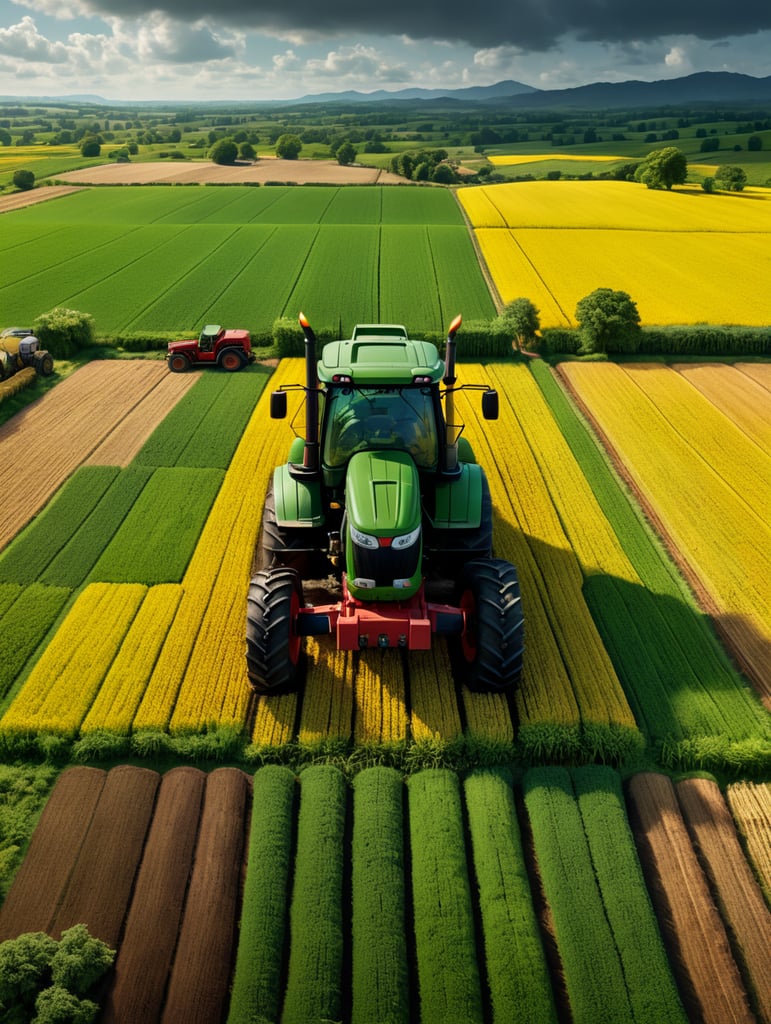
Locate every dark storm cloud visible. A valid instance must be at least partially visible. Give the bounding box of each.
[81,0,770,49]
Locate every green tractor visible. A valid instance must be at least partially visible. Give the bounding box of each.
[246,313,524,694]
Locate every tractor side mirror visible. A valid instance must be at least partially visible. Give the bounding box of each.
[482,388,499,420]
[270,390,287,419]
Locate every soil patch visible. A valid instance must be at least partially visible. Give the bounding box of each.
[0,766,106,940]
[55,158,406,187]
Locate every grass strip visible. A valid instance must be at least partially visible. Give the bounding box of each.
[227,765,297,1024]
[407,768,484,1024]
[464,767,557,1024]
[351,766,410,1024]
[280,764,347,1024]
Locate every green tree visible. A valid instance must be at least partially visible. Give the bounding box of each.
[209,137,238,164]
[714,165,747,192]
[238,141,256,160]
[275,133,302,159]
[12,169,35,191]
[494,297,541,352]
[336,141,356,166]
[575,288,641,355]
[0,128,11,146]
[430,162,456,184]
[79,137,101,157]
[634,146,687,190]
[747,134,762,151]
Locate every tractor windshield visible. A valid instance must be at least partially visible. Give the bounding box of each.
[324,386,438,470]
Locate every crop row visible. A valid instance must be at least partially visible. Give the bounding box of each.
[3,772,769,1022]
[559,360,771,708]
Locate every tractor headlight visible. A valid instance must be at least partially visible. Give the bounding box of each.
[350,525,379,549]
[392,525,421,550]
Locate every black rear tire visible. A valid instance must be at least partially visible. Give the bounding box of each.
[246,568,304,694]
[258,483,327,577]
[455,557,524,692]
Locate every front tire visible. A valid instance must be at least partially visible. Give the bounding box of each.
[246,568,304,694]
[456,558,524,692]
[168,353,190,373]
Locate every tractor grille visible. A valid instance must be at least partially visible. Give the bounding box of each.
[351,542,421,588]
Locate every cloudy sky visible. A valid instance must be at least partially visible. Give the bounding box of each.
[0,0,769,102]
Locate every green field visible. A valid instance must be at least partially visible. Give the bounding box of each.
[0,185,495,336]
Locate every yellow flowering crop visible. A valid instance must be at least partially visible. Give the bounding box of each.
[459,181,771,327]
[409,643,463,743]
[1,583,146,737]
[80,584,183,734]
[560,360,771,701]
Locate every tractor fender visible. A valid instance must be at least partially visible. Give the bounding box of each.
[431,462,486,529]
[273,465,325,528]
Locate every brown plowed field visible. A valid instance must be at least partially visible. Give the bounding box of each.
[102,766,206,1024]
[0,766,106,940]
[0,360,192,550]
[0,185,84,212]
[0,764,251,1022]
[160,768,250,1024]
[85,368,196,466]
[49,764,159,947]
[627,772,755,1024]
[54,158,405,187]
[677,778,771,1023]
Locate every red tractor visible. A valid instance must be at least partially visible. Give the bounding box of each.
[167,324,255,373]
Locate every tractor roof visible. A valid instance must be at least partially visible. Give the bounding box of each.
[318,336,444,386]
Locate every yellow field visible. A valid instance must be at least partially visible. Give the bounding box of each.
[559,360,771,700]
[459,181,771,326]
[487,154,626,166]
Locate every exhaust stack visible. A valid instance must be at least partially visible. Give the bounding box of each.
[298,312,320,475]
[442,314,462,475]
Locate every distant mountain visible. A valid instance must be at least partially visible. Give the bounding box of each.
[503,72,771,109]
[291,80,538,104]
[2,73,770,110]
[291,71,771,108]
[0,94,106,104]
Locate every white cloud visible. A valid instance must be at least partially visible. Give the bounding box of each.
[0,14,69,60]
[664,45,688,68]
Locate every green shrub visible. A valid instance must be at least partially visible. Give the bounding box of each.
[33,309,95,358]
[12,170,35,192]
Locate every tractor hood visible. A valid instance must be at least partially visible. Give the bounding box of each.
[345,450,423,601]
[346,450,420,536]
